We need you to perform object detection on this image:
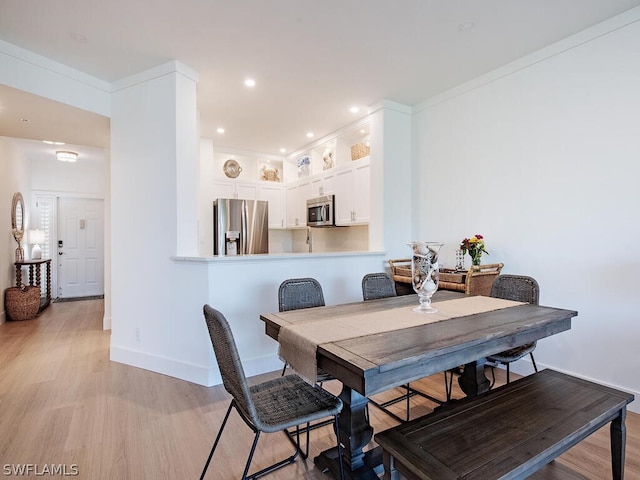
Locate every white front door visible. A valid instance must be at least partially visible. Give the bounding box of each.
[57,198,104,299]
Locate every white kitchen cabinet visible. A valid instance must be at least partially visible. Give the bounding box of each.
[212,180,258,200]
[334,158,370,225]
[286,179,312,228]
[311,170,336,197]
[258,184,286,229]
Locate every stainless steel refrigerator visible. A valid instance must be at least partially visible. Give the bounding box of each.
[213,198,269,255]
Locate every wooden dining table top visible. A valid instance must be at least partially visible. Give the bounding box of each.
[260,291,578,397]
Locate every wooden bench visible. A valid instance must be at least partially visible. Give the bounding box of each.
[375,369,633,480]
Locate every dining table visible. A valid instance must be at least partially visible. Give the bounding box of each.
[259,290,578,480]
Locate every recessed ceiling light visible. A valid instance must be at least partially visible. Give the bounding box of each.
[360,129,366,134]
[244,78,256,88]
[280,148,287,153]
[458,22,475,32]
[217,127,225,134]
[306,132,314,138]
[43,140,66,145]
[350,106,360,114]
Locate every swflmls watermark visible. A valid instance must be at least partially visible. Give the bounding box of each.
[3,464,79,476]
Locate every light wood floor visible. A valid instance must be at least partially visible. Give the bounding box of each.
[0,299,637,479]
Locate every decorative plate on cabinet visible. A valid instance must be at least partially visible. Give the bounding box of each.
[223,159,242,178]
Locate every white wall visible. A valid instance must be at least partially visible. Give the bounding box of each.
[196,252,388,383]
[31,156,105,195]
[412,12,640,411]
[0,138,31,324]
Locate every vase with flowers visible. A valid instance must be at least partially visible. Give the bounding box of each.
[460,234,488,266]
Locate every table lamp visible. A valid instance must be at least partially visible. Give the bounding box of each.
[29,229,45,260]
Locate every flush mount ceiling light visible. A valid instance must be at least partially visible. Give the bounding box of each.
[43,140,65,145]
[56,151,78,162]
[217,127,225,134]
[244,78,256,88]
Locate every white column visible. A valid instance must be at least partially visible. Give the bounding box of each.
[110,62,212,384]
[368,100,413,259]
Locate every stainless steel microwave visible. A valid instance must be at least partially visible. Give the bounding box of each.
[307,195,335,227]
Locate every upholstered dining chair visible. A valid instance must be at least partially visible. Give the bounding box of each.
[487,274,540,386]
[361,273,445,422]
[201,305,345,480]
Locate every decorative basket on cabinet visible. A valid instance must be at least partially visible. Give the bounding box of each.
[350,142,370,161]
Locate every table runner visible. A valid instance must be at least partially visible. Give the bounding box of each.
[278,296,523,383]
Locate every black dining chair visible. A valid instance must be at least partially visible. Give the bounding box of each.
[362,272,445,422]
[200,304,345,480]
[487,275,540,386]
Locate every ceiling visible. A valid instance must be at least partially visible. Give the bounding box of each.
[1,0,640,158]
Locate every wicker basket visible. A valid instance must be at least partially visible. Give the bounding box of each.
[5,286,41,321]
[350,142,370,161]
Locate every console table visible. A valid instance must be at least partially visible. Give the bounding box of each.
[15,259,52,312]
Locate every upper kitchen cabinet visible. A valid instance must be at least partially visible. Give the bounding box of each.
[334,157,370,225]
[258,183,286,229]
[285,120,372,227]
[286,178,313,228]
[212,180,258,200]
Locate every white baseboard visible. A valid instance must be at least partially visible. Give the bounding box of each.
[109,346,284,387]
[110,345,213,386]
[503,359,639,414]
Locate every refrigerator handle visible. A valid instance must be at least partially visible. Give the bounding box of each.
[240,200,248,254]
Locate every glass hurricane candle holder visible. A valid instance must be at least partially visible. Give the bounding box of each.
[408,241,444,313]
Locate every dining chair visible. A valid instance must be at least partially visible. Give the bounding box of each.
[362,272,397,300]
[201,304,345,480]
[487,274,540,386]
[278,277,333,383]
[278,277,325,312]
[362,273,445,422]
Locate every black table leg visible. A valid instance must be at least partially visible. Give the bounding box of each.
[315,385,381,480]
[458,359,491,397]
[611,407,626,480]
